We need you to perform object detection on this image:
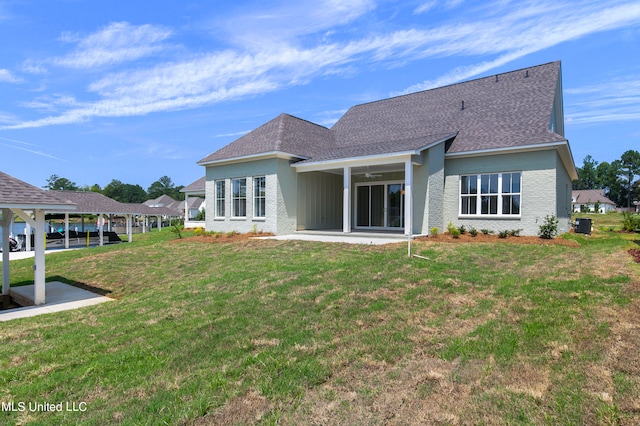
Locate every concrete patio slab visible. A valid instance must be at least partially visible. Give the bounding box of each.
[258,231,411,245]
[0,281,112,321]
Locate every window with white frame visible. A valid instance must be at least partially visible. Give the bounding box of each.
[232,178,247,217]
[460,172,521,216]
[215,180,225,218]
[253,176,266,218]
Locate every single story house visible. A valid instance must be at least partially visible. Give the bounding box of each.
[571,190,616,213]
[197,61,577,237]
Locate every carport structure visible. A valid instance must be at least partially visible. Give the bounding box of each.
[1,171,76,305]
[49,190,140,247]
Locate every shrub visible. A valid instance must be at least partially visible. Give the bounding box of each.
[622,213,640,232]
[469,227,478,237]
[194,227,206,236]
[430,227,439,237]
[458,225,466,235]
[480,229,493,235]
[539,215,559,239]
[509,229,522,237]
[447,221,461,238]
[498,230,509,239]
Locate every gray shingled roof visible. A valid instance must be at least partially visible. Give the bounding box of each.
[198,113,335,164]
[198,61,566,165]
[0,171,76,210]
[181,176,205,193]
[572,190,616,206]
[50,190,135,214]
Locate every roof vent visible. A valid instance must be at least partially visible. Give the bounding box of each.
[495,75,499,82]
[525,70,529,78]
[461,100,465,110]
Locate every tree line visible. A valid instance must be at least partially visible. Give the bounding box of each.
[43,175,185,204]
[573,150,640,208]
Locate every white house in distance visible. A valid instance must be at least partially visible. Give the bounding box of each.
[196,61,578,237]
[572,190,617,213]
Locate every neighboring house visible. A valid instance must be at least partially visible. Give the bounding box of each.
[571,190,616,213]
[196,61,577,237]
[181,177,206,227]
[144,195,183,217]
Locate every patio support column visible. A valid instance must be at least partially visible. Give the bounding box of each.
[64,213,69,249]
[343,166,351,233]
[2,209,11,296]
[98,213,104,246]
[184,194,189,221]
[404,159,413,236]
[157,215,161,231]
[33,209,46,305]
[126,214,133,243]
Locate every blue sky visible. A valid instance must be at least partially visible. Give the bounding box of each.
[1,0,639,190]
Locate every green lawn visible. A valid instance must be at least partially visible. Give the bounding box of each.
[1,227,639,425]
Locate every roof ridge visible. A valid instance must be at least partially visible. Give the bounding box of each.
[342,60,561,111]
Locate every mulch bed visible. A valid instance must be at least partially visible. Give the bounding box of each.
[416,233,580,246]
[628,249,640,263]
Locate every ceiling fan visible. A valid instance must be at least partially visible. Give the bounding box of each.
[360,167,382,179]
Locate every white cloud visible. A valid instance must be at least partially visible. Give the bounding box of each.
[0,68,22,83]
[414,1,438,15]
[566,77,640,124]
[4,0,640,130]
[399,0,640,93]
[53,22,172,68]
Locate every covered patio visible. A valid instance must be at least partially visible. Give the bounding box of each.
[1,171,77,305]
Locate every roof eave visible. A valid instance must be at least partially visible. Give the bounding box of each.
[197,151,308,167]
[292,134,454,173]
[445,140,578,181]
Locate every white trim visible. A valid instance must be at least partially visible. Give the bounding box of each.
[292,135,452,173]
[198,151,306,167]
[446,140,578,181]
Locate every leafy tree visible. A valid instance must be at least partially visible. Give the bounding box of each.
[147,176,184,201]
[573,155,599,190]
[597,161,625,207]
[618,150,640,208]
[44,174,79,191]
[80,184,102,193]
[103,179,147,203]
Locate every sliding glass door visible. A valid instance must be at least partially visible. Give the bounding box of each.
[355,182,404,229]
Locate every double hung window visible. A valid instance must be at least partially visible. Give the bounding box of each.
[460,173,521,216]
[232,178,247,217]
[215,180,225,217]
[254,176,266,218]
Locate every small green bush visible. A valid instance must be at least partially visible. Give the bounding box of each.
[430,227,439,237]
[539,215,559,239]
[447,221,461,238]
[458,225,466,235]
[622,213,640,232]
[508,229,522,237]
[481,229,493,235]
[469,226,478,237]
[498,230,509,239]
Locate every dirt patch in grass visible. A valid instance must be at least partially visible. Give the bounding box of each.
[194,390,272,425]
[417,233,580,246]
[628,248,640,263]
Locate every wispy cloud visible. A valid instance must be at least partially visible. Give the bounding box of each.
[400,0,640,93]
[566,77,640,124]
[3,0,640,131]
[0,69,22,83]
[0,136,66,161]
[53,22,172,68]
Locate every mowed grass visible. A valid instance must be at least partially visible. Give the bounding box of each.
[1,226,639,425]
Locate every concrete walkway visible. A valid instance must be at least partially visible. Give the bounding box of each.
[0,281,112,322]
[259,231,411,245]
